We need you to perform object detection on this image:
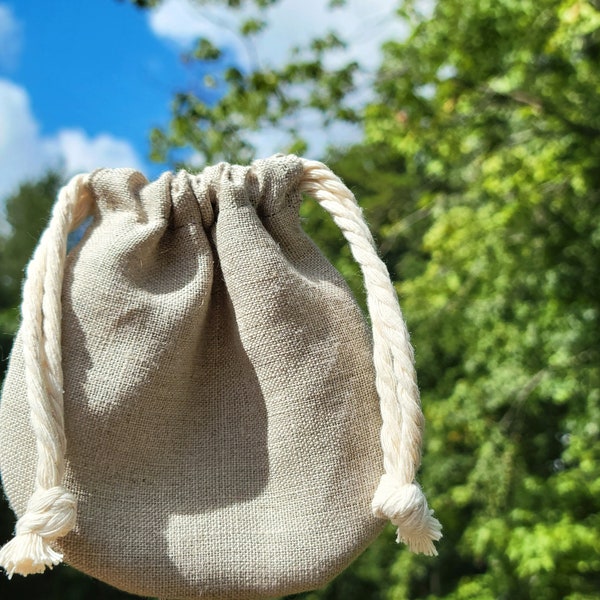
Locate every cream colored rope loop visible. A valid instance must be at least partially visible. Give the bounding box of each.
[0,173,93,578]
[299,158,442,556]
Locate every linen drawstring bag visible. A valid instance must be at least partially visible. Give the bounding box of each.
[0,154,441,599]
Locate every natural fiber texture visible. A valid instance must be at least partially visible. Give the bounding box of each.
[0,154,440,599]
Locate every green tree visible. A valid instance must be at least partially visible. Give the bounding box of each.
[128,0,367,165]
[370,1,600,597]
[126,0,600,597]
[0,173,62,368]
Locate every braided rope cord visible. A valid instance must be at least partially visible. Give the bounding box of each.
[0,174,92,577]
[299,159,442,555]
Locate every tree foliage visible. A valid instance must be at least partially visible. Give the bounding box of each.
[0,173,62,363]
[133,0,362,165]
[370,1,600,596]
[134,0,600,597]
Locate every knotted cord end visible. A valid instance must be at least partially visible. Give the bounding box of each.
[372,474,442,556]
[0,487,77,578]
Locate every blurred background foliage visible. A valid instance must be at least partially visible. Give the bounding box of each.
[1,0,599,598]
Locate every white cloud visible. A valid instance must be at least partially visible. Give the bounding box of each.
[149,0,245,47]
[149,0,406,70]
[255,0,407,72]
[52,130,142,175]
[0,79,143,201]
[245,112,362,159]
[147,0,407,158]
[0,3,22,70]
[0,79,54,198]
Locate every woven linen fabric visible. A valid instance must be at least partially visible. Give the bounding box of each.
[0,155,385,599]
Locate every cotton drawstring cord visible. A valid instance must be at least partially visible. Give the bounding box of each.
[0,174,93,578]
[299,159,442,556]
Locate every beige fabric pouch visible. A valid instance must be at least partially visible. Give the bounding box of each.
[0,155,440,599]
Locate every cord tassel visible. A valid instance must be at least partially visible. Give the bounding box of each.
[0,487,77,578]
[372,476,442,555]
[299,159,442,555]
[0,174,93,577]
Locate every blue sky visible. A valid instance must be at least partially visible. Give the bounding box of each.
[7,1,183,155]
[0,0,404,203]
[0,0,197,200]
